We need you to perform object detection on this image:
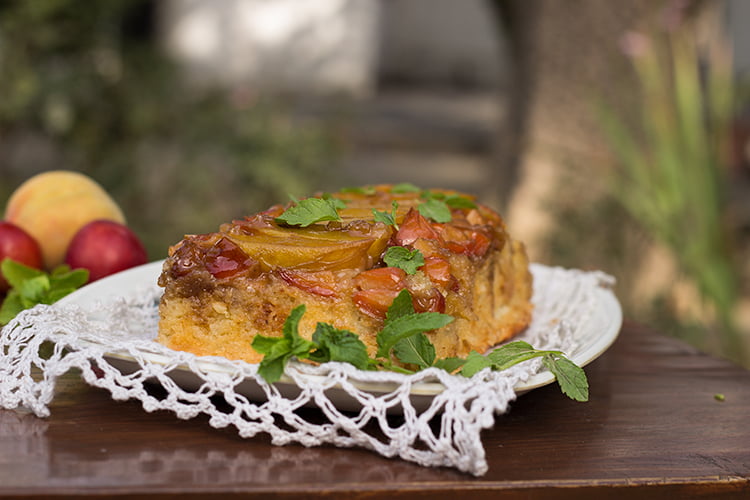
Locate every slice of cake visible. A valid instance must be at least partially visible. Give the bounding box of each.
[156,185,533,364]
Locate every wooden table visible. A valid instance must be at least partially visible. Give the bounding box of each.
[1,321,748,499]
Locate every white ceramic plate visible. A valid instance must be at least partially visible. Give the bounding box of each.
[57,261,622,409]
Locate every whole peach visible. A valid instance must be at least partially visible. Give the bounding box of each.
[4,170,126,269]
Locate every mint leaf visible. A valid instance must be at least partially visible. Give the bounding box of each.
[487,341,557,371]
[17,275,51,303]
[0,291,24,325]
[49,266,89,291]
[455,341,590,402]
[393,332,435,369]
[0,259,91,325]
[252,305,315,382]
[340,186,376,195]
[275,197,342,227]
[421,191,478,210]
[459,351,494,377]
[542,354,589,402]
[1,259,44,289]
[372,201,399,229]
[309,322,371,370]
[417,198,452,223]
[386,289,414,322]
[383,246,424,275]
[321,193,348,210]
[376,310,453,358]
[444,194,477,209]
[432,357,465,373]
[391,182,421,193]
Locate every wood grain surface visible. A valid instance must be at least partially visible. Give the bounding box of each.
[1,321,749,499]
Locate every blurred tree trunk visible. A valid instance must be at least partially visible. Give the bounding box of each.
[488,0,711,260]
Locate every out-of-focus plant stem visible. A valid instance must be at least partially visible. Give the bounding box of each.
[599,27,744,363]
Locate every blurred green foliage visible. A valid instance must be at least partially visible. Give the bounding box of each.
[597,26,745,363]
[0,0,342,258]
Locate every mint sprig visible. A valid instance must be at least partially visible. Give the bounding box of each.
[383,246,424,275]
[391,182,421,194]
[0,259,89,325]
[275,197,343,227]
[417,198,452,223]
[372,200,399,229]
[251,290,589,402]
[376,290,453,358]
[252,305,316,382]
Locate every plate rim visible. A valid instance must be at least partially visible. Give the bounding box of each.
[57,260,622,397]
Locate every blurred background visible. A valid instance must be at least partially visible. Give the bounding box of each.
[1,0,749,366]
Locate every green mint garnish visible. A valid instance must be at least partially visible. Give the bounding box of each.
[252,305,316,382]
[376,290,454,358]
[372,201,399,229]
[421,190,477,210]
[340,186,377,195]
[417,198,452,223]
[459,341,590,402]
[0,259,89,325]
[443,194,477,209]
[251,291,590,402]
[391,182,421,194]
[275,197,343,227]
[383,246,424,275]
[309,322,372,370]
[392,332,435,369]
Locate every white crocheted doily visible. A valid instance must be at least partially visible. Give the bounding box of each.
[0,263,616,476]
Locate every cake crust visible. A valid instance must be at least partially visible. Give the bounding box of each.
[157,185,533,364]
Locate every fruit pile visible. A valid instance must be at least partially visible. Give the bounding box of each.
[1,171,148,322]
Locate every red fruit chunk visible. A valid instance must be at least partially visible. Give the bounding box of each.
[394,208,442,246]
[64,220,148,282]
[435,224,492,257]
[419,256,453,287]
[353,266,407,319]
[204,237,258,279]
[0,222,44,291]
[278,269,338,297]
[411,286,446,314]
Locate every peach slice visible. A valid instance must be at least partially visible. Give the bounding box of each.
[226,223,391,272]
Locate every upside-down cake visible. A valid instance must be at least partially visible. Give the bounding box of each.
[157,185,533,364]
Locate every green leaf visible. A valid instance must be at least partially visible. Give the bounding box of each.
[444,194,477,209]
[252,305,316,383]
[309,322,371,370]
[432,357,465,373]
[49,267,89,291]
[391,182,421,193]
[17,275,50,302]
[487,341,558,371]
[542,355,589,402]
[386,289,415,322]
[421,191,477,210]
[321,193,348,210]
[372,201,399,229]
[459,351,494,377]
[376,311,453,358]
[417,199,452,223]
[0,291,24,325]
[383,246,424,275]
[275,197,343,227]
[393,332,435,369]
[1,259,44,289]
[340,186,376,195]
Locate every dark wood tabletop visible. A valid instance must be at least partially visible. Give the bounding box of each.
[1,320,748,499]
